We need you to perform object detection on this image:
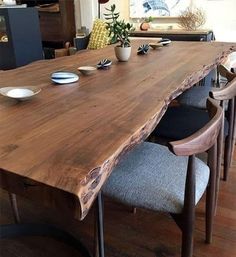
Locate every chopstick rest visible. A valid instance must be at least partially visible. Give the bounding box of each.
[137,44,150,55]
[97,59,112,69]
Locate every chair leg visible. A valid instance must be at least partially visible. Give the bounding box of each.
[215,112,224,214]
[223,136,231,181]
[94,192,105,257]
[206,144,217,244]
[8,193,21,223]
[181,219,194,257]
[181,156,195,257]
[231,130,236,166]
[230,103,236,166]
[223,98,235,181]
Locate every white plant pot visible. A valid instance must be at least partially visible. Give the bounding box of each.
[114,46,132,62]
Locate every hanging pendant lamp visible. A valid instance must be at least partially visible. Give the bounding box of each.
[98,0,109,18]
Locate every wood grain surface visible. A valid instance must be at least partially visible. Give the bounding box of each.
[0,40,235,220]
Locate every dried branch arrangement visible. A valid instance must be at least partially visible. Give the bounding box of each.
[178,7,206,31]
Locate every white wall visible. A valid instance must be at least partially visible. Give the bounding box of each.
[100,0,128,20]
[74,0,97,32]
[74,0,81,30]
[75,0,236,42]
[196,0,236,42]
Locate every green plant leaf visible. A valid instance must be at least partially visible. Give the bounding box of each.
[111,4,116,12]
[103,4,133,47]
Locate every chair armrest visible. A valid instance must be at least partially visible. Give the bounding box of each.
[169,98,223,156]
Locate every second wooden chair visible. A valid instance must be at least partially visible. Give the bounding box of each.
[153,69,236,182]
[101,98,223,257]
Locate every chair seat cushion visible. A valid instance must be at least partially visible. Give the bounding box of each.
[103,142,209,214]
[153,105,228,140]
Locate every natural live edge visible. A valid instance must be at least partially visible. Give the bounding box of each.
[0,41,236,220]
[78,107,168,219]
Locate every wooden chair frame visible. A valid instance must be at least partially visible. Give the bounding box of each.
[168,98,222,257]
[99,98,223,257]
[211,70,236,181]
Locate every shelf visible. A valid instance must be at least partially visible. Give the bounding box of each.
[130,29,215,42]
[37,3,60,13]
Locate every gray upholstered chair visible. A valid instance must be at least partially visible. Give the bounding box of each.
[102,98,223,257]
[153,69,236,182]
[177,70,216,109]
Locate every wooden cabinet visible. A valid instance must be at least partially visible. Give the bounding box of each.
[0,7,43,70]
[130,29,214,42]
[38,0,75,47]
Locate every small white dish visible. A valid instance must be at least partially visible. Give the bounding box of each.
[51,72,79,84]
[149,42,163,49]
[0,86,41,101]
[78,66,96,75]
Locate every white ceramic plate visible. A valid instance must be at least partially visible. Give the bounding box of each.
[0,86,41,100]
[51,77,79,84]
[78,66,97,75]
[51,72,79,84]
[158,39,172,46]
[51,72,77,79]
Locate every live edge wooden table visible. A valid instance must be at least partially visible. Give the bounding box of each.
[0,41,235,225]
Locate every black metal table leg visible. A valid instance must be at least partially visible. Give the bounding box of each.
[95,192,105,257]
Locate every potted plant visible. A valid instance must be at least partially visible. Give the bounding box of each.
[140,16,154,31]
[104,4,133,62]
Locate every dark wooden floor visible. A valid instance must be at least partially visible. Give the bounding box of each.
[0,151,236,257]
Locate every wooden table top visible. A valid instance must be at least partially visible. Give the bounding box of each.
[0,41,235,219]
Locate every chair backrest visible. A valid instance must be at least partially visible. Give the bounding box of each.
[169,98,223,156]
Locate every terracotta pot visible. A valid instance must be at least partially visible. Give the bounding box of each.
[140,22,150,31]
[114,46,132,62]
